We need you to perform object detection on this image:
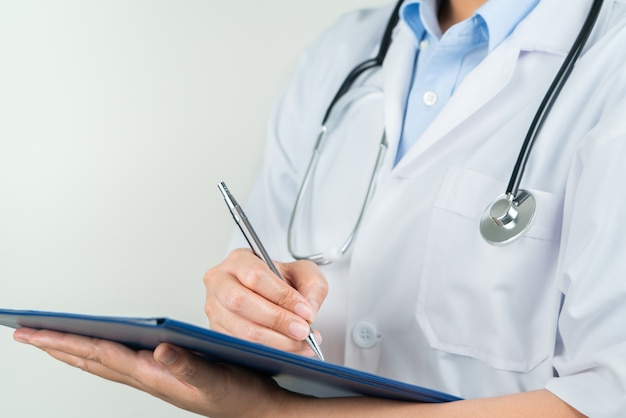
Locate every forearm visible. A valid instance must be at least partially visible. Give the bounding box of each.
[278,389,585,418]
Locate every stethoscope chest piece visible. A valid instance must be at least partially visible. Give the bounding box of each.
[480,190,536,245]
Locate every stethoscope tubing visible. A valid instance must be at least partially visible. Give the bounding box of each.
[289,0,606,259]
[506,0,604,197]
[322,0,404,125]
[325,0,604,197]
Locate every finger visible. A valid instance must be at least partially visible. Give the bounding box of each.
[14,330,300,416]
[223,249,316,321]
[279,260,328,321]
[205,250,315,340]
[219,274,314,340]
[42,347,154,390]
[208,308,317,356]
[153,343,285,417]
[154,344,224,395]
[14,328,160,391]
[151,343,230,407]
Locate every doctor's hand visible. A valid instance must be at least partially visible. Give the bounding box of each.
[13,328,293,418]
[12,328,586,418]
[203,248,328,356]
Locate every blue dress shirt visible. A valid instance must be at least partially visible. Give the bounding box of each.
[395,0,540,163]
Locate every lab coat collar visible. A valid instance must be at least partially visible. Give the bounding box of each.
[381,0,597,176]
[508,0,596,55]
[381,20,417,170]
[477,0,540,52]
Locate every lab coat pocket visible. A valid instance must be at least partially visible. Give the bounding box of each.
[417,167,562,373]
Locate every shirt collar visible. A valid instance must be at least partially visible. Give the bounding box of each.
[400,0,540,52]
[476,0,540,51]
[400,0,439,39]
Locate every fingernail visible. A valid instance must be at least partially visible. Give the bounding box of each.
[294,302,313,320]
[289,321,310,340]
[308,299,320,316]
[308,299,320,312]
[156,345,179,366]
[13,328,34,344]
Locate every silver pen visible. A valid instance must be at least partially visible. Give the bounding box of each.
[218,181,325,361]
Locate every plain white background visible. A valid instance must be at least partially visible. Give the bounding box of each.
[0,1,390,416]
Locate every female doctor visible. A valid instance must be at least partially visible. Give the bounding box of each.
[14,0,626,416]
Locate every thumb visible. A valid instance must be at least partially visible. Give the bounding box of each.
[153,343,278,418]
[152,343,242,416]
[154,343,205,384]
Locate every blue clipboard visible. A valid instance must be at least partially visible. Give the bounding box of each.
[0,308,460,403]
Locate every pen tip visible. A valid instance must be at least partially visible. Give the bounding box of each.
[307,333,325,361]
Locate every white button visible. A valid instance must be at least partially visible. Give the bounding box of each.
[352,321,379,349]
[423,91,438,106]
[419,39,429,50]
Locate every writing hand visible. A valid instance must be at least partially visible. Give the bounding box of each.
[203,249,328,356]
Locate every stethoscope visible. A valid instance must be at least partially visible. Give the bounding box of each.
[288,0,604,264]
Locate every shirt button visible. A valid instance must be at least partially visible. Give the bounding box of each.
[352,321,380,349]
[419,39,429,50]
[423,91,438,106]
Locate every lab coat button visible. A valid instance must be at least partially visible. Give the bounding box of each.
[423,91,438,106]
[352,321,379,349]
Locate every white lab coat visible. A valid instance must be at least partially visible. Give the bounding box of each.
[233,0,626,415]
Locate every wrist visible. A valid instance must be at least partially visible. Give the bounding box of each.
[261,390,316,418]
